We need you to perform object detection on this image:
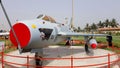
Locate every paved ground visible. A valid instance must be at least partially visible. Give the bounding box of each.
[1,46,119,68]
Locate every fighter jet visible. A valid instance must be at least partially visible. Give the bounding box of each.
[0,0,107,54]
[9,14,106,53]
[0,0,107,66]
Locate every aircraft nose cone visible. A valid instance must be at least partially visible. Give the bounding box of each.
[10,23,31,48]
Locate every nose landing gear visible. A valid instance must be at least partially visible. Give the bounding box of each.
[35,51,43,68]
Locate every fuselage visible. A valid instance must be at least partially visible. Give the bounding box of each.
[10,15,73,50]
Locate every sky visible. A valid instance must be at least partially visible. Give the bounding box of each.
[0,0,120,30]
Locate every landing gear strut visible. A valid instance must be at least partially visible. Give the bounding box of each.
[85,43,89,53]
[65,37,73,46]
[65,40,71,46]
[34,49,43,68]
[84,36,94,56]
[85,43,94,56]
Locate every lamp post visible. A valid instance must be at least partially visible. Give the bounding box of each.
[71,0,74,28]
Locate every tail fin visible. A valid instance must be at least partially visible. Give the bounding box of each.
[67,17,73,28]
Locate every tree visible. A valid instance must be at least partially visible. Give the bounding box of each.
[91,23,97,31]
[73,28,78,32]
[77,27,81,32]
[97,21,104,28]
[84,23,91,32]
[104,19,110,27]
[110,18,118,27]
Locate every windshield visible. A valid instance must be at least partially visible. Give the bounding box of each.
[42,15,56,23]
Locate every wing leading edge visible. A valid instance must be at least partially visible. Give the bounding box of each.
[58,32,107,37]
[0,32,9,36]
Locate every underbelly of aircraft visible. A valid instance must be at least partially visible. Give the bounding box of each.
[25,36,66,49]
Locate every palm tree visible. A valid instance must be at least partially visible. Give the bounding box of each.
[97,21,104,28]
[84,23,91,32]
[91,23,97,31]
[104,19,110,27]
[110,18,118,27]
[77,27,81,32]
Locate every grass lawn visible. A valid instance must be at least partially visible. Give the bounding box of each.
[72,36,120,47]
[72,36,120,53]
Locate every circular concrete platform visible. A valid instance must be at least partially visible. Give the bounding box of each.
[4,46,118,68]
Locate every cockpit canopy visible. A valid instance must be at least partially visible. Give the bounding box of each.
[37,14,56,23]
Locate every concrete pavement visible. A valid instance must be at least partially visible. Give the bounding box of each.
[1,46,119,68]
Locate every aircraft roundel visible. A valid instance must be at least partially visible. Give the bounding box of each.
[10,23,31,48]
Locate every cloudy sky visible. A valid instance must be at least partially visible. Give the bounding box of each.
[0,0,120,30]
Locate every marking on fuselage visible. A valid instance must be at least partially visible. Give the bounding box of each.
[31,24,37,29]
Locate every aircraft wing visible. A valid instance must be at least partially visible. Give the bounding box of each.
[58,32,107,37]
[0,32,9,36]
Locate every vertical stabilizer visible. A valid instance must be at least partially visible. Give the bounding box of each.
[66,17,73,28]
[71,17,74,28]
